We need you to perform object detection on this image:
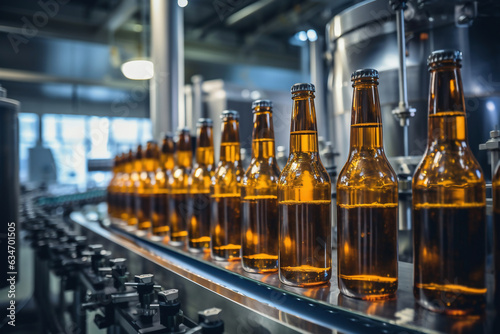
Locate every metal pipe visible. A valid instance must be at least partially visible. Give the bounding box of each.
[309,37,328,140]
[150,0,183,139]
[403,126,409,156]
[192,75,203,120]
[396,8,409,111]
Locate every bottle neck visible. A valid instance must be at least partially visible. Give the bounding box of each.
[290,92,318,153]
[196,126,214,166]
[220,119,240,162]
[252,110,276,159]
[428,65,468,144]
[350,81,383,149]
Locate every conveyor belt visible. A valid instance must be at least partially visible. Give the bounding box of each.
[71,211,498,334]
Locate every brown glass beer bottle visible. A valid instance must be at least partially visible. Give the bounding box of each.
[152,135,175,239]
[413,50,486,315]
[169,129,192,245]
[241,100,280,273]
[278,83,332,286]
[337,69,398,300]
[211,110,244,261]
[188,119,214,252]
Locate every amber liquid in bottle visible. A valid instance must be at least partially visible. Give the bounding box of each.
[107,155,120,218]
[135,142,158,231]
[169,129,192,245]
[336,70,398,300]
[494,163,500,307]
[152,136,174,238]
[413,51,486,315]
[242,102,280,273]
[188,120,214,252]
[278,84,332,286]
[119,151,133,221]
[127,146,142,226]
[211,110,244,261]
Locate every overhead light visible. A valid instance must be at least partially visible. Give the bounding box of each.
[178,0,188,7]
[121,59,154,80]
[307,29,318,42]
[297,31,307,42]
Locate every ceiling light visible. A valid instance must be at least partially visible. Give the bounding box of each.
[307,29,318,42]
[297,31,307,42]
[121,59,154,80]
[178,0,188,7]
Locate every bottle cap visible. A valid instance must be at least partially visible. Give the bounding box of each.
[252,100,273,109]
[427,49,462,66]
[351,68,379,81]
[177,127,190,134]
[163,133,173,139]
[147,140,157,145]
[291,83,315,93]
[197,118,213,126]
[221,110,239,120]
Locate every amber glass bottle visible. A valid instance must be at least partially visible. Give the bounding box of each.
[107,155,120,217]
[211,110,244,261]
[128,145,143,226]
[115,153,127,218]
[188,119,214,252]
[242,100,280,273]
[169,129,192,245]
[494,162,500,307]
[278,83,332,286]
[152,135,175,238]
[135,141,159,231]
[337,69,398,300]
[413,50,486,315]
[119,150,134,221]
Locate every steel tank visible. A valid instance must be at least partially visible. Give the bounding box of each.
[327,0,500,181]
[0,85,20,288]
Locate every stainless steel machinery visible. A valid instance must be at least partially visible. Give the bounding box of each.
[327,0,500,180]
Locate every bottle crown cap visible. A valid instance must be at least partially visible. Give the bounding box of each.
[252,99,273,109]
[291,83,315,93]
[177,127,190,134]
[351,68,379,81]
[197,118,213,126]
[427,49,462,66]
[221,110,239,120]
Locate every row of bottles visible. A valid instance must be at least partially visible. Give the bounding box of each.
[107,49,499,316]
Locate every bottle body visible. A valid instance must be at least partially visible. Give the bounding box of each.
[135,142,159,232]
[336,70,398,300]
[278,85,332,286]
[211,111,244,261]
[119,151,133,221]
[494,163,500,307]
[413,50,486,315]
[241,101,280,273]
[107,157,119,217]
[152,136,174,239]
[169,130,192,245]
[128,145,143,226]
[188,120,214,252]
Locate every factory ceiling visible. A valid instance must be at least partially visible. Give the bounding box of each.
[0,0,352,69]
[0,0,352,116]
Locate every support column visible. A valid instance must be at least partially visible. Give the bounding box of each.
[150,0,184,139]
[310,37,328,140]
